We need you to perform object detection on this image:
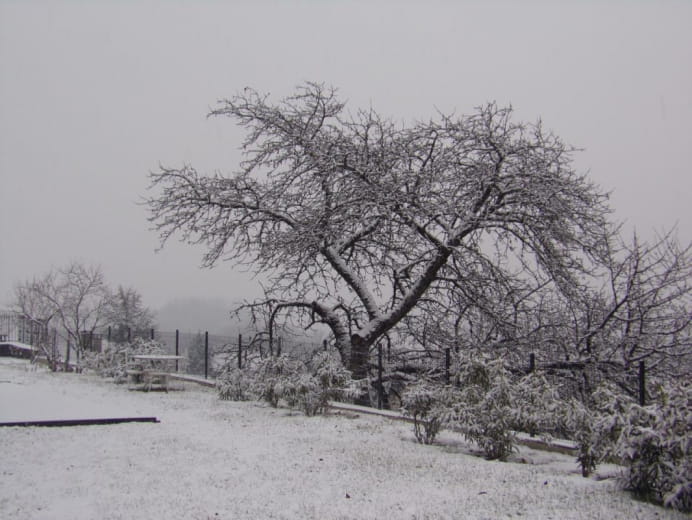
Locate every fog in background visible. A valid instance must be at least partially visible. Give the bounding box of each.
[2,1,690,325]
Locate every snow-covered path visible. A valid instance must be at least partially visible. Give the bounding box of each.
[0,359,683,519]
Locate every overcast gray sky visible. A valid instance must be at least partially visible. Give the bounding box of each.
[1,1,690,311]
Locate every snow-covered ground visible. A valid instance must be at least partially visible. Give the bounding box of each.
[0,359,155,423]
[0,359,684,519]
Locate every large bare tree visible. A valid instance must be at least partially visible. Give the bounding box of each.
[146,83,611,389]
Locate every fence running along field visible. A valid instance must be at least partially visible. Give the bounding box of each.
[1,311,651,408]
[96,326,321,380]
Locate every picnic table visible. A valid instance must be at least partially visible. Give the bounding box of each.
[127,354,185,392]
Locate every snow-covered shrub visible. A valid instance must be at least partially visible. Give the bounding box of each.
[611,382,691,512]
[564,380,691,510]
[281,373,324,416]
[215,352,353,416]
[82,344,128,380]
[400,357,564,457]
[562,398,603,477]
[253,356,304,408]
[130,337,167,356]
[82,338,166,382]
[510,372,561,438]
[444,359,516,460]
[401,381,452,444]
[214,349,350,416]
[560,380,639,478]
[446,358,563,460]
[281,351,355,416]
[216,366,255,401]
[309,350,355,403]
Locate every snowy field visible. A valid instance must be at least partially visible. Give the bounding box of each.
[0,359,684,520]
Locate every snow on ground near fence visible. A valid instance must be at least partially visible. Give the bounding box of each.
[0,359,685,520]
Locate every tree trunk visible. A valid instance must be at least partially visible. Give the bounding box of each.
[349,334,371,405]
[64,341,71,372]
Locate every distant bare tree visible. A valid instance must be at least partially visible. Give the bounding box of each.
[13,274,56,326]
[147,83,611,397]
[14,263,112,370]
[13,271,59,369]
[107,285,156,343]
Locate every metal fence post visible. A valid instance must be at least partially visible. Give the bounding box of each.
[52,329,58,369]
[377,343,383,410]
[445,348,451,384]
[238,334,242,369]
[529,353,535,373]
[204,331,209,379]
[175,329,179,372]
[639,361,646,406]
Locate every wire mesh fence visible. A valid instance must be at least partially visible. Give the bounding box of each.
[2,310,649,406]
[379,345,649,406]
[90,326,322,380]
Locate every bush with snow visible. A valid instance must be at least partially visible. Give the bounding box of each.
[401,357,562,459]
[609,382,691,512]
[562,398,601,477]
[561,388,627,479]
[83,338,166,382]
[559,381,637,479]
[253,356,305,408]
[216,356,302,406]
[509,372,562,438]
[280,351,355,416]
[309,350,355,402]
[401,381,451,444]
[563,380,691,511]
[281,373,325,416]
[215,350,354,416]
[82,344,128,380]
[310,350,348,386]
[447,359,517,460]
[216,366,254,401]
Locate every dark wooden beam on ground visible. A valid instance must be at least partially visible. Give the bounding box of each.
[0,417,159,427]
